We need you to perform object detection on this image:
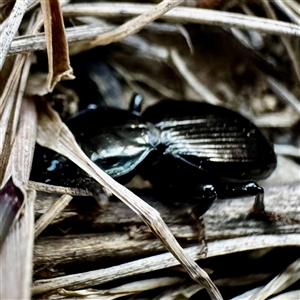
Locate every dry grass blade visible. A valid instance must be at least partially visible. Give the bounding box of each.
[91,0,185,46]
[0,57,36,246]
[250,106,299,128]
[7,97,37,191]
[40,0,74,91]
[248,258,300,300]
[34,99,223,300]
[33,229,300,271]
[52,289,131,299]
[273,0,300,25]
[32,234,300,296]
[0,95,36,295]
[274,145,300,158]
[33,180,300,269]
[63,3,300,37]
[0,54,31,183]
[0,0,15,23]
[35,194,73,238]
[262,2,300,84]
[8,25,114,55]
[170,48,222,105]
[110,60,181,100]
[230,287,264,300]
[102,276,184,294]
[33,181,300,268]
[0,189,35,299]
[157,282,203,299]
[267,77,300,115]
[269,290,300,299]
[206,235,300,257]
[286,1,300,17]
[27,0,41,12]
[0,0,29,70]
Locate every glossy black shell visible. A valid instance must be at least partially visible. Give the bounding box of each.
[66,107,160,178]
[142,101,277,181]
[65,100,276,184]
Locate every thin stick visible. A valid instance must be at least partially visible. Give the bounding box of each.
[32,234,300,295]
[28,180,92,196]
[9,25,114,55]
[35,194,73,238]
[91,0,185,46]
[62,3,300,37]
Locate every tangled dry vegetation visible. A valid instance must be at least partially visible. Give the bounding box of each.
[0,0,300,299]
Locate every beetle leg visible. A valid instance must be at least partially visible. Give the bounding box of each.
[215,182,266,214]
[185,184,218,217]
[188,185,217,256]
[188,211,208,256]
[252,187,265,214]
[153,183,218,216]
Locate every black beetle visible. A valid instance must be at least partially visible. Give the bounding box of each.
[44,99,275,216]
